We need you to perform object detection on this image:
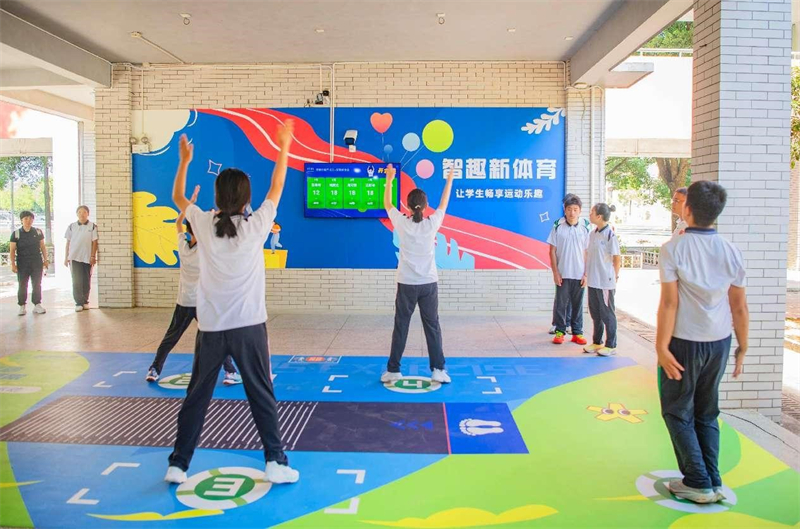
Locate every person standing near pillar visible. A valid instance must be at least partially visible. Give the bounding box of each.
[10,211,49,315]
[64,206,98,312]
[671,187,688,239]
[656,181,749,504]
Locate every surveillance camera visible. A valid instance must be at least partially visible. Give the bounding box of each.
[344,130,358,146]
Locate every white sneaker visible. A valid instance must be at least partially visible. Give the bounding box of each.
[18,305,26,316]
[265,461,299,484]
[75,305,84,312]
[33,304,46,314]
[597,347,617,357]
[548,325,557,334]
[82,304,90,310]
[431,369,451,384]
[164,466,187,484]
[380,371,402,383]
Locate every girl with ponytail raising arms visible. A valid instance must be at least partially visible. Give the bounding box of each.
[164,121,299,486]
[381,164,455,385]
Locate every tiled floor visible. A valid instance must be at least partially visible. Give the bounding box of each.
[1,285,658,368]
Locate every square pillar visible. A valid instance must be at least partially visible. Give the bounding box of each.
[693,0,792,420]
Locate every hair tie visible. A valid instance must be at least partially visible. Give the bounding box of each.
[414,204,422,209]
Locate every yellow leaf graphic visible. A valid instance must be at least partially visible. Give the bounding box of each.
[133,192,179,266]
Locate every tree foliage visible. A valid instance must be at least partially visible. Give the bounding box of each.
[792,66,799,169]
[643,21,693,49]
[606,156,691,229]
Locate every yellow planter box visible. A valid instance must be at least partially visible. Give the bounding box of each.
[263,249,288,269]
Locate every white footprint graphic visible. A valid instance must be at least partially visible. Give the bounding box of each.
[459,418,504,436]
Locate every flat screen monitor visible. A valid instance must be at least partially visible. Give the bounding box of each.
[304,163,400,219]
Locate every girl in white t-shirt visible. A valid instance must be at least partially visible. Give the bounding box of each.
[583,203,621,357]
[381,164,454,384]
[164,121,299,486]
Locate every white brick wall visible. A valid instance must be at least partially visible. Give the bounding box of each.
[94,61,601,312]
[693,0,792,419]
[81,127,96,213]
[95,65,134,308]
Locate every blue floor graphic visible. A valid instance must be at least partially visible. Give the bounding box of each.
[2,352,635,529]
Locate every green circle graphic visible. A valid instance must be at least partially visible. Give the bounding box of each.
[195,474,256,501]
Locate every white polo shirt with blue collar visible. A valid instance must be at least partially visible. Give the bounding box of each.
[659,227,746,342]
[546,217,591,280]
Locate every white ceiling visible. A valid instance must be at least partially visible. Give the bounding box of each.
[0,0,625,63]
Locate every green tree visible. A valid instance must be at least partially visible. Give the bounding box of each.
[0,156,52,238]
[643,21,692,50]
[605,156,691,230]
[792,66,799,168]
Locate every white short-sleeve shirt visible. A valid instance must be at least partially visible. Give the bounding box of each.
[64,221,98,264]
[185,200,276,332]
[586,225,621,290]
[546,217,591,281]
[388,208,445,285]
[176,233,199,308]
[659,228,746,342]
[671,218,688,240]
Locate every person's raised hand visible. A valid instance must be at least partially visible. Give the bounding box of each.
[277,119,295,150]
[179,134,194,164]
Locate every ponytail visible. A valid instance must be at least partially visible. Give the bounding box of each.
[213,168,251,238]
[593,203,616,222]
[215,211,238,238]
[412,206,424,223]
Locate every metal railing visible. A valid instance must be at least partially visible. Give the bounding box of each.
[642,250,660,267]
[1,247,55,269]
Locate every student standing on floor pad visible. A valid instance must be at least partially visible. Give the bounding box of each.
[656,181,749,504]
[165,121,299,485]
[583,203,621,357]
[145,185,242,386]
[381,164,454,385]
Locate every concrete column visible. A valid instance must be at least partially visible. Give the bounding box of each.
[693,0,792,420]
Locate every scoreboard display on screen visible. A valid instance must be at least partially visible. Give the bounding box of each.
[303,163,400,219]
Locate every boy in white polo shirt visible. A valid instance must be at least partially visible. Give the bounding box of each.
[547,194,591,345]
[64,205,98,312]
[671,187,688,240]
[656,181,749,504]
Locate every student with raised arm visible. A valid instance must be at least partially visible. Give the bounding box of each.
[381,165,454,385]
[656,181,749,505]
[165,121,299,486]
[145,185,242,386]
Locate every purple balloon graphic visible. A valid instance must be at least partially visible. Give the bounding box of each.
[416,159,435,179]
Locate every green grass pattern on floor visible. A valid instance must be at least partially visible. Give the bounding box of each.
[0,351,89,528]
[277,365,800,529]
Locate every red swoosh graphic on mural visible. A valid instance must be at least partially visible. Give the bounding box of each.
[199,108,551,270]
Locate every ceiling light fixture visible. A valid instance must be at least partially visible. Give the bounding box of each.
[315,28,325,33]
[437,13,445,25]
[564,35,574,41]
[180,13,191,25]
[507,28,516,33]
